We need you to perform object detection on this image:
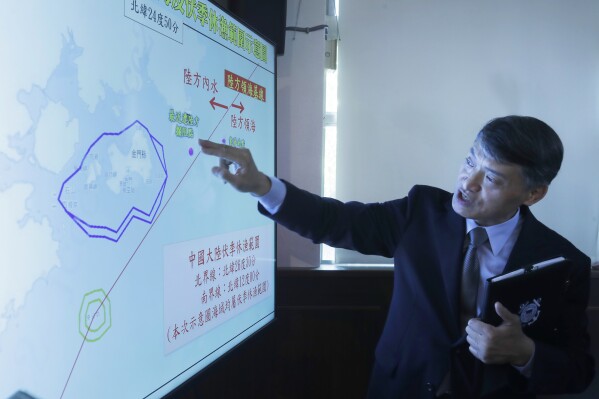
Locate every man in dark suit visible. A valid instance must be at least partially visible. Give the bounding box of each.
[199,115,594,398]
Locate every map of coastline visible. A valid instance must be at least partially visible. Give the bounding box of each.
[0,4,179,396]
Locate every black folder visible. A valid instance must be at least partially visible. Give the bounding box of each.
[480,256,572,337]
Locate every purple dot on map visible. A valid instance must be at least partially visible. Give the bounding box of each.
[221,138,226,144]
[189,147,194,156]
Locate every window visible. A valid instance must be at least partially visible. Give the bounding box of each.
[321,0,338,263]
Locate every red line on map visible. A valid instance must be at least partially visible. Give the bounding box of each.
[60,64,259,398]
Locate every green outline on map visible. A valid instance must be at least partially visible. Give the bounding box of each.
[79,289,112,342]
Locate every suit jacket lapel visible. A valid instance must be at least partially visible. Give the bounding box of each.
[502,206,561,273]
[436,205,561,344]
[436,199,467,338]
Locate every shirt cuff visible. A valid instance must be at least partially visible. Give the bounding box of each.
[254,176,286,214]
[511,345,535,378]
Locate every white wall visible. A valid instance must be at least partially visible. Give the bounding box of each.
[276,0,599,266]
[275,0,326,267]
[335,0,599,264]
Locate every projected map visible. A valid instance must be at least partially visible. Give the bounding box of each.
[0,1,275,398]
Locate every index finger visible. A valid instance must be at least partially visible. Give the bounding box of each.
[199,139,238,162]
[466,318,487,333]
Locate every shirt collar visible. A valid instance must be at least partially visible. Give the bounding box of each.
[466,208,521,256]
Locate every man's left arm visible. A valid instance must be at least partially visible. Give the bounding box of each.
[466,302,535,370]
[466,260,594,394]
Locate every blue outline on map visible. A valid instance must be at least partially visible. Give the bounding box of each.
[58,120,168,242]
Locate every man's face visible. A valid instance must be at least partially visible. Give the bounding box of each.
[451,143,540,226]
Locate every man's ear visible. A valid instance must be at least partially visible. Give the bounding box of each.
[523,185,548,206]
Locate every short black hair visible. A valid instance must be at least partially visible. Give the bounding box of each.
[475,115,563,188]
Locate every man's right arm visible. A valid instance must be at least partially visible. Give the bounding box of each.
[199,138,404,257]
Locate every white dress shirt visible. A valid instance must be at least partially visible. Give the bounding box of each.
[255,175,286,214]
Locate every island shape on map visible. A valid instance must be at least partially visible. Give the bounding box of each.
[58,120,167,242]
